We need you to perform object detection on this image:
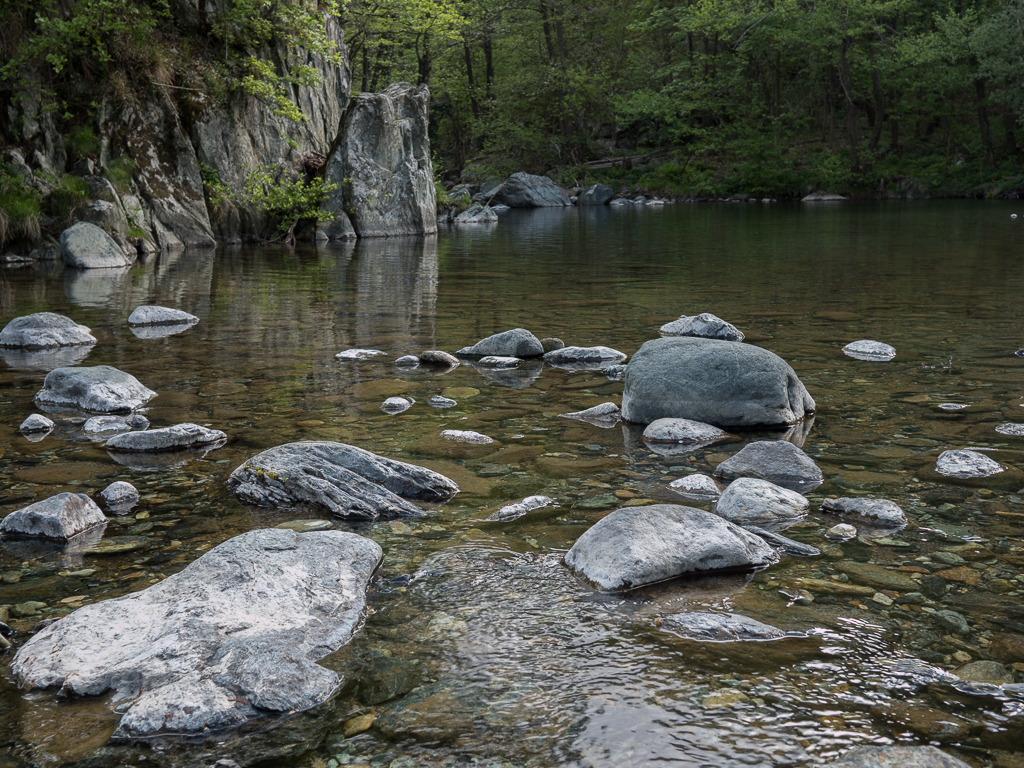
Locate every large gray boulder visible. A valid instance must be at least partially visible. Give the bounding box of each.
[326,83,436,238]
[0,312,96,348]
[227,441,459,520]
[621,337,815,427]
[659,312,744,342]
[713,440,824,491]
[713,477,809,525]
[105,423,227,452]
[35,365,157,413]
[489,172,571,207]
[457,328,544,358]
[11,529,381,737]
[0,492,107,540]
[563,504,777,592]
[577,183,615,206]
[825,746,970,768]
[59,222,133,268]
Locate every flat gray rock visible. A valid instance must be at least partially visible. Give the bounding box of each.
[842,339,896,361]
[661,611,787,642]
[659,312,744,342]
[476,355,522,369]
[996,423,1024,436]
[227,441,460,520]
[59,222,133,268]
[458,328,544,358]
[11,529,382,737]
[602,364,626,380]
[100,481,139,510]
[0,492,107,540]
[19,413,54,433]
[428,395,457,408]
[713,478,809,525]
[418,350,460,367]
[825,746,970,768]
[105,423,227,452]
[83,415,130,438]
[543,345,627,369]
[742,525,820,556]
[668,474,722,502]
[935,449,1004,478]
[336,348,385,360]
[564,504,778,592]
[440,429,493,444]
[820,497,907,527]
[621,337,815,427]
[35,365,156,413]
[713,440,824,491]
[642,418,728,445]
[0,312,96,349]
[559,402,621,425]
[488,495,555,522]
[801,191,847,202]
[128,306,199,326]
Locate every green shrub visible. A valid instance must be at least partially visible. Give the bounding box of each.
[0,168,43,247]
[65,126,101,159]
[50,174,90,223]
[105,157,136,192]
[241,165,336,239]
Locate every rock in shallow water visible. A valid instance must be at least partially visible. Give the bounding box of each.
[825,745,971,768]
[11,529,382,737]
[100,481,139,510]
[820,497,907,527]
[418,350,460,367]
[668,474,722,502]
[842,339,896,361]
[381,396,414,414]
[559,402,621,425]
[105,423,227,452]
[335,348,385,361]
[35,365,157,413]
[564,504,778,592]
[476,355,521,369]
[995,423,1024,436]
[59,222,133,268]
[83,415,130,438]
[642,417,728,445]
[488,495,555,522]
[542,345,627,369]
[457,328,544,358]
[621,337,815,427]
[660,611,788,642]
[714,440,823,491]
[19,413,54,433]
[659,312,744,342]
[0,492,107,540]
[713,478,809,525]
[0,312,96,349]
[127,305,199,326]
[227,441,459,520]
[935,449,1005,478]
[440,429,493,444]
[826,523,858,540]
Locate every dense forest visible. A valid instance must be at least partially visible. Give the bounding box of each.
[2,0,1023,215]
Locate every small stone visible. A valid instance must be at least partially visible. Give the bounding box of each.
[0,312,96,349]
[540,337,564,352]
[83,415,130,436]
[702,690,749,708]
[559,402,621,424]
[476,355,522,368]
[951,651,972,663]
[274,519,334,532]
[954,660,1013,683]
[343,713,375,737]
[936,449,1005,478]
[826,523,857,540]
[440,430,493,444]
[488,495,555,522]
[820,497,907,527]
[457,328,544,358]
[428,395,457,408]
[100,481,139,509]
[842,340,896,361]
[543,345,627,369]
[713,478,808,525]
[667,474,722,502]
[335,349,385,360]
[0,492,107,540]
[938,403,968,410]
[660,313,744,342]
[871,592,894,606]
[714,440,823,491]
[642,418,729,445]
[394,355,419,367]
[418,350,460,367]
[35,365,156,413]
[19,414,54,433]
[934,609,970,635]
[660,611,788,642]
[381,397,413,414]
[105,423,227,452]
[996,423,1024,436]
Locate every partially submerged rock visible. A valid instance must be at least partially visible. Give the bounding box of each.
[418,350,460,367]
[713,440,824,491]
[227,441,459,520]
[35,365,157,413]
[0,312,96,349]
[454,204,498,223]
[826,523,857,540]
[11,529,382,737]
[621,337,815,427]
[559,402,621,426]
[825,746,970,768]
[105,423,227,452]
[489,172,572,208]
[842,340,896,361]
[428,395,457,408]
[440,429,494,444]
[935,449,1004,478]
[820,497,907,527]
[578,183,614,206]
[742,526,820,556]
[542,345,627,369]
[488,495,555,522]
[660,611,788,642]
[563,504,777,592]
[59,222,133,268]
[801,191,847,202]
[0,493,107,540]
[457,328,544,358]
[128,306,199,327]
[540,337,565,352]
[395,355,419,367]
[602,364,626,380]
[83,415,131,439]
[336,348,386,361]
[476,355,522,369]
[100,481,140,511]
[468,358,544,389]
[381,396,414,414]
[659,312,744,342]
[996,422,1024,436]
[713,478,809,525]
[642,418,728,445]
[668,474,722,502]
[19,413,54,433]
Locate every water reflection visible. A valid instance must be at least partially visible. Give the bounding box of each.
[63,266,133,307]
[0,344,94,371]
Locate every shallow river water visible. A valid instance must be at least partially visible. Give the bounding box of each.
[1,201,1023,768]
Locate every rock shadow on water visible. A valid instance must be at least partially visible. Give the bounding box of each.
[0,525,106,569]
[129,319,199,340]
[0,344,94,372]
[468,358,544,389]
[107,441,226,470]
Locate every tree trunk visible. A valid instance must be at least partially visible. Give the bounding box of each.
[838,40,860,173]
[464,44,479,119]
[484,36,494,101]
[868,67,885,152]
[975,79,995,166]
[1004,111,1018,155]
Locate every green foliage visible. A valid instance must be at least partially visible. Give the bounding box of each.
[65,127,101,159]
[971,0,1024,121]
[241,165,336,236]
[200,162,232,215]
[105,157,136,192]
[0,168,43,247]
[49,175,89,223]
[127,224,148,239]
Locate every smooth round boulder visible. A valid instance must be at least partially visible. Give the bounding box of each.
[395,355,419,367]
[35,365,157,413]
[457,328,544,358]
[668,474,722,502]
[381,397,414,414]
[826,523,857,540]
[59,222,132,268]
[100,481,140,510]
[713,478,809,525]
[842,340,896,361]
[621,337,815,427]
[820,497,907,527]
[659,313,744,342]
[128,306,199,327]
[642,418,728,445]
[19,414,54,433]
[713,440,823,491]
[0,492,107,540]
[0,312,96,349]
[935,449,1004,478]
[418,350,460,367]
[105,423,227,452]
[563,504,778,592]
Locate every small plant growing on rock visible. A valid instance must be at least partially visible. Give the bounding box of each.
[241,165,336,244]
[0,168,43,248]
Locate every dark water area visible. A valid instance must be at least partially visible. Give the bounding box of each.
[0,201,1023,768]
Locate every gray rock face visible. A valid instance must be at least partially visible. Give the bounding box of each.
[713,441,824,491]
[0,312,96,349]
[100,481,140,510]
[489,172,572,208]
[418,350,460,367]
[621,337,815,427]
[11,529,382,737]
[563,504,778,592]
[329,83,437,238]
[661,611,787,642]
[19,414,54,433]
[820,497,908,527]
[659,313,744,342]
[488,495,555,522]
[935,449,1005,478]
[578,183,615,206]
[35,365,157,413]
[642,418,728,445]
[454,204,498,223]
[59,222,133,268]
[713,478,809,525]
[80,198,129,236]
[825,746,970,768]
[105,423,227,452]
[336,348,385,360]
[559,402,621,425]
[668,474,722,502]
[842,339,896,361]
[227,441,459,520]
[542,345,627,369]
[128,306,199,327]
[0,493,107,540]
[458,328,544,358]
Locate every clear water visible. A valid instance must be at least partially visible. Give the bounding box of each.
[1,201,1023,768]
